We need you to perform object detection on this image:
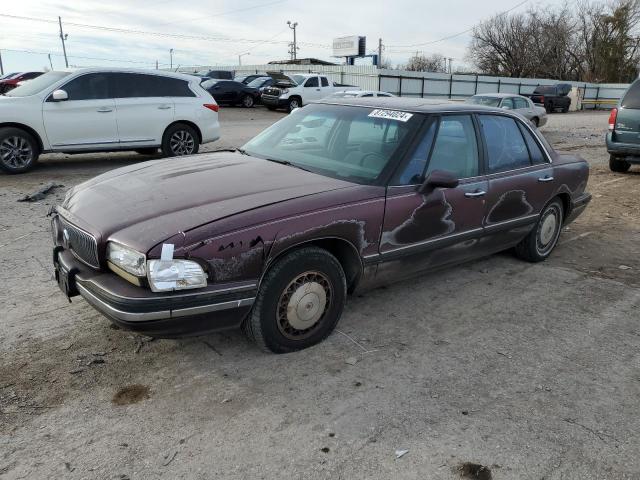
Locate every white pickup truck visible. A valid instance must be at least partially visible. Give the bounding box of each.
[261,72,360,112]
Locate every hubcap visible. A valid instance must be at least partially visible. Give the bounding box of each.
[536,205,561,255]
[0,136,33,168]
[244,96,253,107]
[169,130,195,155]
[277,271,332,340]
[290,100,299,109]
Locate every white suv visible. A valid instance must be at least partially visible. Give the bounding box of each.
[0,67,220,173]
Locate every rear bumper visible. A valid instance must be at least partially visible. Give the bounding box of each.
[54,248,256,337]
[565,192,592,225]
[607,133,640,162]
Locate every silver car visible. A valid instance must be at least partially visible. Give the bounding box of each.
[466,93,548,128]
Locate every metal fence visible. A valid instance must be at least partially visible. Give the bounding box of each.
[180,64,629,109]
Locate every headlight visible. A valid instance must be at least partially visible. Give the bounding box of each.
[147,259,207,292]
[107,242,146,277]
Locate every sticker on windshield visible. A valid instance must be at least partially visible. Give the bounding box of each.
[368,109,413,122]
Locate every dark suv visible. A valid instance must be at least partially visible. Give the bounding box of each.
[607,79,640,172]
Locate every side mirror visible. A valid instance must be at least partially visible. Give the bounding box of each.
[51,89,68,101]
[418,170,459,193]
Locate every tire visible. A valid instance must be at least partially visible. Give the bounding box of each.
[241,95,255,108]
[0,127,39,174]
[531,117,539,128]
[161,124,199,157]
[515,198,564,263]
[287,97,301,113]
[609,155,631,173]
[244,247,347,353]
[545,103,553,114]
[134,148,159,155]
[562,106,569,113]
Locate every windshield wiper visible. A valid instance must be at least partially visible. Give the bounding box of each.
[264,157,312,173]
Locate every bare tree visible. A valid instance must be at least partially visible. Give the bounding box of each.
[405,52,447,72]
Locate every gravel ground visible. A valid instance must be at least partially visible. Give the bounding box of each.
[1,108,639,480]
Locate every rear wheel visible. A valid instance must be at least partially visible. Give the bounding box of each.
[531,117,539,128]
[609,155,631,173]
[161,124,199,157]
[562,106,569,113]
[515,199,564,263]
[0,127,39,174]
[244,247,347,353]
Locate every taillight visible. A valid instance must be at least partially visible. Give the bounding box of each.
[203,104,219,112]
[539,95,545,103]
[608,108,618,131]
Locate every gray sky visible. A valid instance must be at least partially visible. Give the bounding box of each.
[0,0,562,72]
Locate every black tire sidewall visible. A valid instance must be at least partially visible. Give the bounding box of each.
[287,98,301,112]
[252,248,346,353]
[242,95,254,108]
[0,127,39,174]
[161,124,199,157]
[610,155,631,172]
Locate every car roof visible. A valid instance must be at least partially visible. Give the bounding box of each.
[315,96,511,114]
[472,93,527,98]
[55,67,199,82]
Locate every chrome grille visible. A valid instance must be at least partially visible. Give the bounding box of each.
[59,217,100,268]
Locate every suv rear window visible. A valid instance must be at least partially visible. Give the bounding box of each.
[622,80,640,109]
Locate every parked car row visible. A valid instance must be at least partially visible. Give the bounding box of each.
[466,93,548,127]
[0,71,44,94]
[49,97,592,352]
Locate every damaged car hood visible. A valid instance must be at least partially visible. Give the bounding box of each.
[59,152,354,253]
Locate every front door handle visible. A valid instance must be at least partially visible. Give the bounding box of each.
[538,176,554,183]
[316,88,321,91]
[465,190,486,198]
[158,105,172,110]
[96,107,113,113]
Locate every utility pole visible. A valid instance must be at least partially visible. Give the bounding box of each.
[170,48,174,70]
[0,49,4,76]
[155,60,158,70]
[378,38,383,68]
[58,16,69,68]
[287,21,298,60]
[448,57,453,74]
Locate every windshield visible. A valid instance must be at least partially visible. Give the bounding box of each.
[467,96,501,107]
[5,71,71,97]
[292,75,305,85]
[242,104,419,184]
[247,77,269,87]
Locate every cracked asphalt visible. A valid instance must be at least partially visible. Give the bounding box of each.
[1,108,639,479]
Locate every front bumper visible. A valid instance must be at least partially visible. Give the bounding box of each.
[606,133,640,162]
[261,95,289,109]
[53,248,256,337]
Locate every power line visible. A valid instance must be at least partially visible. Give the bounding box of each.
[0,13,331,49]
[155,0,287,27]
[386,0,529,49]
[1,48,167,66]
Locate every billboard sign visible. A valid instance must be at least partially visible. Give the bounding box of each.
[333,36,366,57]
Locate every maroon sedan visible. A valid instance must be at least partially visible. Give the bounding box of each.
[51,98,591,353]
[0,72,43,94]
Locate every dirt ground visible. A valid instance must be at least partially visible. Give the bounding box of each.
[1,108,639,480]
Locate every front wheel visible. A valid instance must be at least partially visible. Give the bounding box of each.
[244,247,347,353]
[287,97,301,113]
[515,199,564,262]
[161,124,199,157]
[0,127,39,174]
[241,94,255,108]
[609,155,631,173]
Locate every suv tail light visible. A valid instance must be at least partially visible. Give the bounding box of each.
[608,108,618,131]
[203,104,219,112]
[538,95,545,103]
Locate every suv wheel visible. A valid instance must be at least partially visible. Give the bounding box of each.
[0,127,39,174]
[515,199,564,262]
[287,97,301,113]
[609,155,631,173]
[162,124,199,157]
[241,95,255,108]
[243,247,347,353]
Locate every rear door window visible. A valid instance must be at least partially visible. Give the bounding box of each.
[514,97,529,109]
[114,73,194,98]
[518,123,547,164]
[621,80,640,109]
[479,115,531,173]
[501,98,515,110]
[321,77,329,87]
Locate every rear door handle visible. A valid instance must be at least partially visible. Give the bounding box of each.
[538,176,554,183]
[96,107,113,113]
[465,190,486,198]
[158,105,172,110]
